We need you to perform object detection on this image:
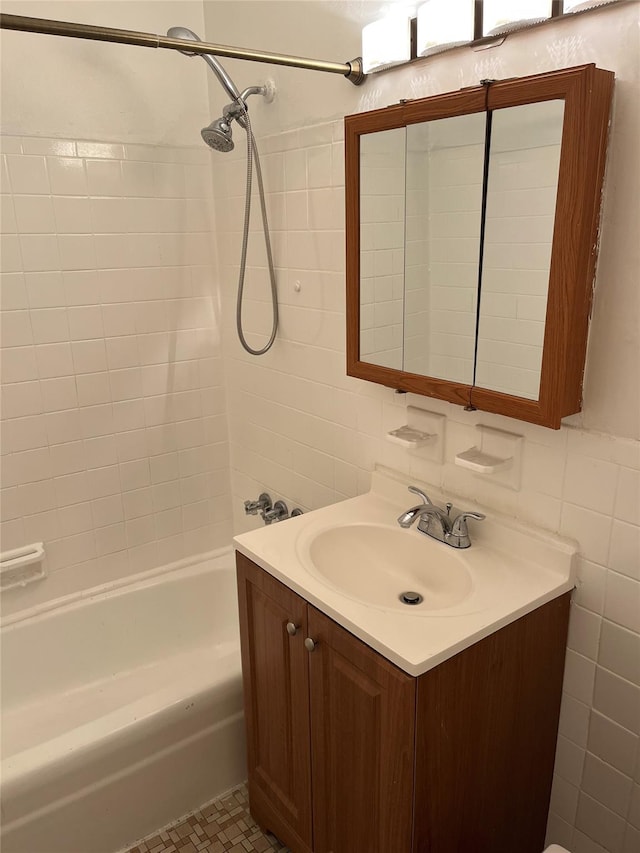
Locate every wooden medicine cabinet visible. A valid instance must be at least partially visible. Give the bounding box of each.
[345,65,614,428]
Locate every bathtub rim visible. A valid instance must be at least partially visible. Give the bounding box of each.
[0,545,234,629]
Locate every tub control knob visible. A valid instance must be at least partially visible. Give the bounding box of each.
[286,622,298,636]
[304,637,317,652]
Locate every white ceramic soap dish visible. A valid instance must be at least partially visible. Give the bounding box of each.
[387,425,434,448]
[455,425,523,490]
[386,406,445,461]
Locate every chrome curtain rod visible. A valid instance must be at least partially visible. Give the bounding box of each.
[0,13,365,85]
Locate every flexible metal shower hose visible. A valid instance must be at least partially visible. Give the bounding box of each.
[235,103,279,355]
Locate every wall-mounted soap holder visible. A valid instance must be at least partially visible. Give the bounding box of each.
[386,405,445,462]
[455,425,523,490]
[455,447,512,474]
[0,542,46,591]
[387,425,434,448]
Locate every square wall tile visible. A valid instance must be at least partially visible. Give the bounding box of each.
[575,792,627,852]
[615,467,640,526]
[30,308,69,344]
[564,453,619,515]
[588,711,639,777]
[593,667,640,735]
[582,752,633,817]
[13,195,56,233]
[6,155,49,194]
[609,521,640,581]
[605,572,640,633]
[599,620,640,686]
[19,234,60,272]
[0,382,43,418]
[26,271,65,308]
[47,157,87,195]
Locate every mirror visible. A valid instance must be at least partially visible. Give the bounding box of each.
[358,101,564,399]
[359,114,486,381]
[475,100,564,400]
[346,65,613,428]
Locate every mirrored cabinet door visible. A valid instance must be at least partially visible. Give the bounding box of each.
[359,127,406,371]
[404,113,485,384]
[358,114,486,382]
[475,99,565,401]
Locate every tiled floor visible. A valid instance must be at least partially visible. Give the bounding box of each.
[126,785,289,853]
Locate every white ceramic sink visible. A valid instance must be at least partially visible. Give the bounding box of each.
[234,466,576,675]
[307,523,473,612]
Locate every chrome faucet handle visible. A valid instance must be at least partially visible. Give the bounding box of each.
[451,511,485,537]
[408,485,433,506]
[244,492,272,515]
[263,500,289,524]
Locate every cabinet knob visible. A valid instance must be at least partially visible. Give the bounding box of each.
[304,637,317,652]
[286,622,298,636]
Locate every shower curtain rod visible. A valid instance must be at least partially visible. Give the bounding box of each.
[0,13,365,85]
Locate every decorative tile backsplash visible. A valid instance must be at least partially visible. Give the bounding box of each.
[0,135,232,612]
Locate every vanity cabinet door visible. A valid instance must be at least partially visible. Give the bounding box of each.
[307,605,416,853]
[236,554,313,853]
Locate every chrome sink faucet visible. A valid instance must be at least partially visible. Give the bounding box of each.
[398,486,485,549]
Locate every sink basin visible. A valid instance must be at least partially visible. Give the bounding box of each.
[235,467,576,674]
[306,523,473,612]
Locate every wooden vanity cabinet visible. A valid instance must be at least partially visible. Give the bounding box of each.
[236,552,571,853]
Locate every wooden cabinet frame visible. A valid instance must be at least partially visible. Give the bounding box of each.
[346,64,614,428]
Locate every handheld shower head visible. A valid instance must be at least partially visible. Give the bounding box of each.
[201,117,234,152]
[166,26,241,101]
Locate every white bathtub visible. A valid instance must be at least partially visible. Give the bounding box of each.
[0,548,246,853]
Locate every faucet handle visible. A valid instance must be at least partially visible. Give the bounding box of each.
[244,492,272,516]
[263,500,289,524]
[408,485,433,506]
[451,511,485,536]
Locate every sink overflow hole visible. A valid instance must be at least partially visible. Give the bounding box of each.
[400,591,423,606]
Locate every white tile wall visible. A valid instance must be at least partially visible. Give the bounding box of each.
[0,134,231,614]
[211,117,640,852]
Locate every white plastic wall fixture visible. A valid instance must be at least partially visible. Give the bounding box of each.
[455,424,523,490]
[387,406,445,462]
[0,542,46,590]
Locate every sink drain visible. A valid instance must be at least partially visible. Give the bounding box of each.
[400,591,423,606]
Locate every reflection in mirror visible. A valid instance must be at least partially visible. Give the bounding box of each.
[359,114,486,378]
[404,113,485,382]
[475,100,565,400]
[359,128,406,370]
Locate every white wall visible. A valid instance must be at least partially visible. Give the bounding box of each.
[0,0,211,145]
[205,3,639,851]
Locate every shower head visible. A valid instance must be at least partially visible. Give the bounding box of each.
[201,117,234,152]
[167,25,241,101]
[168,26,276,152]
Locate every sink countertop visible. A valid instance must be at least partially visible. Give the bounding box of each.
[233,466,576,676]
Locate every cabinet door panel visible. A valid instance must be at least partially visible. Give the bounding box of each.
[236,554,312,851]
[307,606,416,853]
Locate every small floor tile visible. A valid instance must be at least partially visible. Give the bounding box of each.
[126,784,288,853]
